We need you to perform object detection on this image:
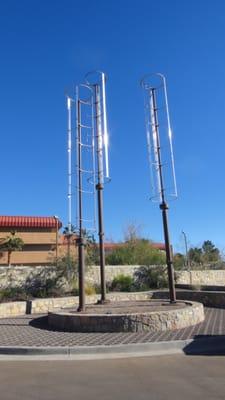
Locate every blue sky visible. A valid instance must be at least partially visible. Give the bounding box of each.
[0,0,225,253]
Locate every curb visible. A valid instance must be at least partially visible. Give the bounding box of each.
[0,336,224,360]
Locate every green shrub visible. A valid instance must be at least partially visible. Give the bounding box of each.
[111,274,134,292]
[25,277,68,298]
[105,247,129,265]
[55,255,78,279]
[106,239,166,266]
[0,287,28,302]
[93,284,102,294]
[24,255,79,298]
[134,265,168,290]
[85,285,96,295]
[173,253,186,270]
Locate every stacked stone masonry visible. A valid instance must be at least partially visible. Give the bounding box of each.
[1,265,225,290]
[2,289,225,320]
[48,300,204,333]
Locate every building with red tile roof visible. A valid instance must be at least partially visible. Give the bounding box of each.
[0,216,63,265]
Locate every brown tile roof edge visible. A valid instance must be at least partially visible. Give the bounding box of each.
[0,216,62,229]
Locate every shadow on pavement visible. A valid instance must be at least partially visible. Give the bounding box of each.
[29,316,53,331]
[184,335,225,356]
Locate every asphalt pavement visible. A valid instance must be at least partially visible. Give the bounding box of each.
[0,354,225,400]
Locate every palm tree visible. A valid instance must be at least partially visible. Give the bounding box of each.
[63,225,76,235]
[0,231,24,266]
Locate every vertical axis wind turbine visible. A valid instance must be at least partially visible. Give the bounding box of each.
[67,97,72,236]
[66,96,73,277]
[85,71,110,304]
[141,73,177,303]
[67,72,110,311]
[67,82,96,311]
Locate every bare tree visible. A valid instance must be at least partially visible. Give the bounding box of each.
[123,222,143,243]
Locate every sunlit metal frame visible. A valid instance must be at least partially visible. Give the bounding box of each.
[141,73,177,202]
[85,70,110,304]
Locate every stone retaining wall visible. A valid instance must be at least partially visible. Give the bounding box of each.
[0,265,225,289]
[1,288,225,319]
[0,292,152,318]
[35,289,225,312]
[176,270,225,286]
[154,290,225,308]
[86,265,140,285]
[0,265,141,290]
[0,301,27,318]
[48,301,204,333]
[0,265,60,290]
[30,292,151,314]
[176,290,225,308]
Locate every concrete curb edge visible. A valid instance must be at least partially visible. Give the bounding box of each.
[0,336,224,359]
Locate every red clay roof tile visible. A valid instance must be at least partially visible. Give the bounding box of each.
[0,216,62,229]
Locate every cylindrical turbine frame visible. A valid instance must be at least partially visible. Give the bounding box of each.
[141,73,177,303]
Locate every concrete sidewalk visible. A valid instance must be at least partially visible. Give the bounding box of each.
[0,307,224,358]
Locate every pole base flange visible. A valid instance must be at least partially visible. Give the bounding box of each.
[97,299,110,305]
[77,306,85,312]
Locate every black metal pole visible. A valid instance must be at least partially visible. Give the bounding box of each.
[151,89,176,303]
[182,230,189,268]
[182,230,191,284]
[77,99,85,312]
[160,202,176,303]
[96,183,107,302]
[77,236,85,311]
[66,232,72,279]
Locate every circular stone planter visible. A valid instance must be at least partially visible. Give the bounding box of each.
[48,300,204,333]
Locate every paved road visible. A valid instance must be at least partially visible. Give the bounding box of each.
[1,355,225,400]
